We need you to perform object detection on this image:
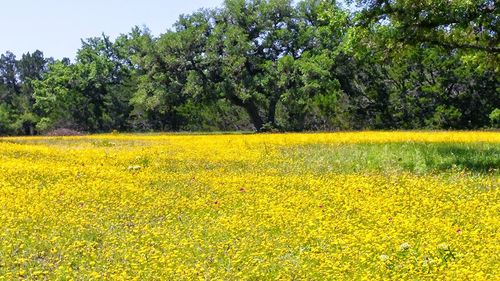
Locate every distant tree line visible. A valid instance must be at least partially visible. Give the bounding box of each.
[1,0,498,135]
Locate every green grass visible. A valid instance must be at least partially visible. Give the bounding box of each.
[278,142,500,175]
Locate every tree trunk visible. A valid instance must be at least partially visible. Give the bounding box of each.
[226,93,264,131]
[244,101,264,131]
[268,97,279,126]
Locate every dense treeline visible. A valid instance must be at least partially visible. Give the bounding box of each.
[1,0,499,135]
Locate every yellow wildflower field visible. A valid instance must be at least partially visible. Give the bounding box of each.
[0,132,498,280]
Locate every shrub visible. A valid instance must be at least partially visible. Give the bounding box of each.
[489,108,500,128]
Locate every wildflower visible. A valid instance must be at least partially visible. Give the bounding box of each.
[399,242,411,251]
[380,254,390,262]
[437,243,450,251]
[127,165,142,171]
[0,131,497,279]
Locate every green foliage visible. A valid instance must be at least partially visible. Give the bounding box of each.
[337,0,499,129]
[490,109,500,128]
[0,104,14,134]
[33,35,135,132]
[1,0,498,135]
[353,0,499,57]
[0,50,51,135]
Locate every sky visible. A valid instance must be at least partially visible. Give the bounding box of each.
[0,0,224,60]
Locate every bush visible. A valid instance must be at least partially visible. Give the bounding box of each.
[489,108,500,128]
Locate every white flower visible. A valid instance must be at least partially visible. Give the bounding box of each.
[380,254,390,262]
[399,242,411,251]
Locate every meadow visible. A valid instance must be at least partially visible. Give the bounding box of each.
[0,132,498,280]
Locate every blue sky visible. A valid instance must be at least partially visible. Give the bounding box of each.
[1,0,223,60]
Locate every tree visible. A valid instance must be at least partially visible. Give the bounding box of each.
[33,61,81,131]
[336,0,500,129]
[143,0,347,131]
[353,0,499,53]
[15,50,50,134]
[130,20,209,131]
[34,35,135,132]
[7,0,498,135]
[0,50,51,135]
[0,52,20,104]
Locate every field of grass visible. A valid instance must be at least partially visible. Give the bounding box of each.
[0,132,498,280]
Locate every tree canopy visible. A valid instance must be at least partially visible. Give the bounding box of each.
[0,0,498,135]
